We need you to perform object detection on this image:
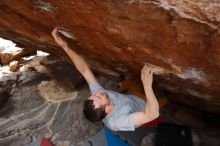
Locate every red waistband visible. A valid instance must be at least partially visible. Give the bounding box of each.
[142,117,161,128]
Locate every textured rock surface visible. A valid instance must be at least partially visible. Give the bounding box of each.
[40,56,85,92]
[0,0,220,112]
[0,56,103,146]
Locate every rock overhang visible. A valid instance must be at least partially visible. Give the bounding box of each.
[0,0,220,112]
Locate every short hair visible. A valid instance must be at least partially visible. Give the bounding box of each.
[83,99,107,123]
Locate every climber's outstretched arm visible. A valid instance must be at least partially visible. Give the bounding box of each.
[52,27,97,85]
[132,65,159,128]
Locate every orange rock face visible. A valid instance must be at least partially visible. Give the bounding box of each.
[0,0,219,112]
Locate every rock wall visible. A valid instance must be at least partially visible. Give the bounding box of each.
[0,0,220,112]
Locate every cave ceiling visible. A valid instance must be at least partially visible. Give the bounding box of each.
[0,0,220,112]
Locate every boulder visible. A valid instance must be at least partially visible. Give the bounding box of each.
[0,53,12,65]
[9,61,19,72]
[0,0,220,112]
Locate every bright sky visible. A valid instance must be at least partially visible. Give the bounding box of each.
[0,38,15,48]
[0,37,49,56]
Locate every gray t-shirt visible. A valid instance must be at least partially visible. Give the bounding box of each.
[89,83,145,131]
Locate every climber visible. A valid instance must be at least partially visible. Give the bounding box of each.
[52,27,160,145]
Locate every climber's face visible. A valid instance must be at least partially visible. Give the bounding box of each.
[88,92,110,109]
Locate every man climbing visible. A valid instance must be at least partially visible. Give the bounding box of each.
[52,27,160,145]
